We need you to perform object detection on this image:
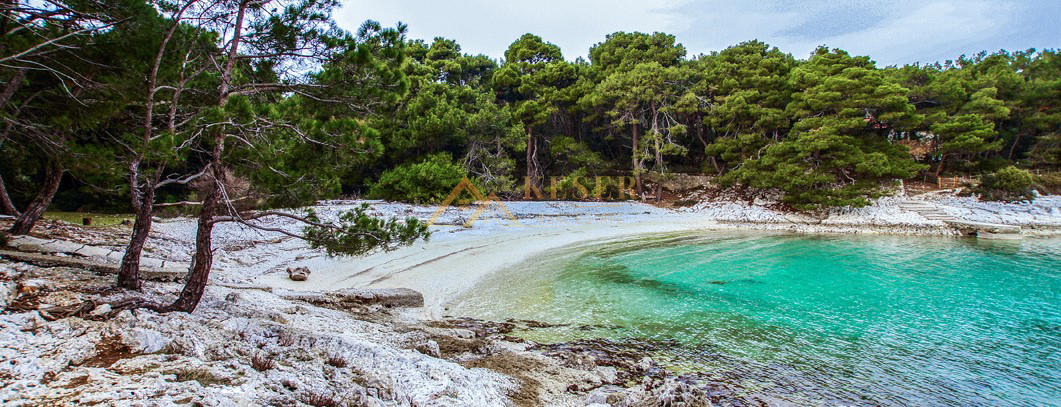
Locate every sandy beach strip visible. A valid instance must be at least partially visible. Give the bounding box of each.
[250,212,721,317]
[143,196,1061,317]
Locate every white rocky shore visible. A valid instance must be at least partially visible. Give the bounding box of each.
[1,194,1059,406]
[0,262,514,406]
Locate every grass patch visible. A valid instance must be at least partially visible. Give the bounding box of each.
[43,212,134,227]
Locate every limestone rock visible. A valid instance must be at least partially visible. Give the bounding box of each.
[120,328,170,354]
[585,385,626,405]
[0,281,17,310]
[414,340,441,358]
[88,303,111,317]
[0,264,21,279]
[276,287,424,308]
[286,267,310,281]
[339,288,424,308]
[19,279,54,296]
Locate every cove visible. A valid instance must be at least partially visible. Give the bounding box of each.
[450,231,1061,405]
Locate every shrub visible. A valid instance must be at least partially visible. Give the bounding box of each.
[278,331,296,347]
[301,391,342,407]
[325,354,348,368]
[250,353,276,371]
[974,166,1035,202]
[368,153,468,204]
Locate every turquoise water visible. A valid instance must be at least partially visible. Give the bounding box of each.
[450,232,1061,406]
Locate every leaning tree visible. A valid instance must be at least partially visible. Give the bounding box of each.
[108,0,430,313]
[0,0,133,234]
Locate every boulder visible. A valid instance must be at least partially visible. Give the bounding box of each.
[89,303,112,317]
[585,385,626,405]
[286,267,311,281]
[18,279,54,296]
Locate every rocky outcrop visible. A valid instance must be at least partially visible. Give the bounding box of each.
[275,287,425,308]
[0,255,769,407]
[0,250,184,282]
[0,261,513,406]
[2,235,191,281]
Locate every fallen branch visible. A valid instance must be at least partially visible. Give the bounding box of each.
[37,297,171,321]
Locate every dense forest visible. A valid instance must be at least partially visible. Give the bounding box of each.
[1,0,1060,309]
[4,0,1060,216]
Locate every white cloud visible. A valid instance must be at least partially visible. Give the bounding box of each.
[784,1,1009,65]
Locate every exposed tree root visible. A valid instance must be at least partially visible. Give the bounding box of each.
[36,297,174,321]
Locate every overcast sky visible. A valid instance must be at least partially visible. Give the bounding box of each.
[333,0,1059,66]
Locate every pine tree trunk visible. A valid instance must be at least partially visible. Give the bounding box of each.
[0,171,18,216]
[116,0,196,289]
[709,156,721,175]
[168,149,221,312]
[166,0,246,312]
[168,191,217,312]
[0,68,27,109]
[655,141,663,203]
[694,121,708,167]
[167,192,217,312]
[8,163,63,235]
[651,103,662,203]
[631,123,642,198]
[1007,132,1022,160]
[525,125,538,192]
[117,177,157,290]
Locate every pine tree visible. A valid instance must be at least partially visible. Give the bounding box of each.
[727,47,926,209]
[493,34,574,190]
[695,41,796,172]
[582,32,687,197]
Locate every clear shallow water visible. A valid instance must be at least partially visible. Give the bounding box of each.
[450,232,1061,406]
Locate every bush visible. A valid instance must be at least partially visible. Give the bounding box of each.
[250,353,276,371]
[301,391,342,407]
[368,154,468,203]
[325,354,348,368]
[974,166,1035,202]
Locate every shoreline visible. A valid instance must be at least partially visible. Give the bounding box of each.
[164,196,1060,318]
[11,195,1060,319]
[255,216,724,317]
[3,195,1061,405]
